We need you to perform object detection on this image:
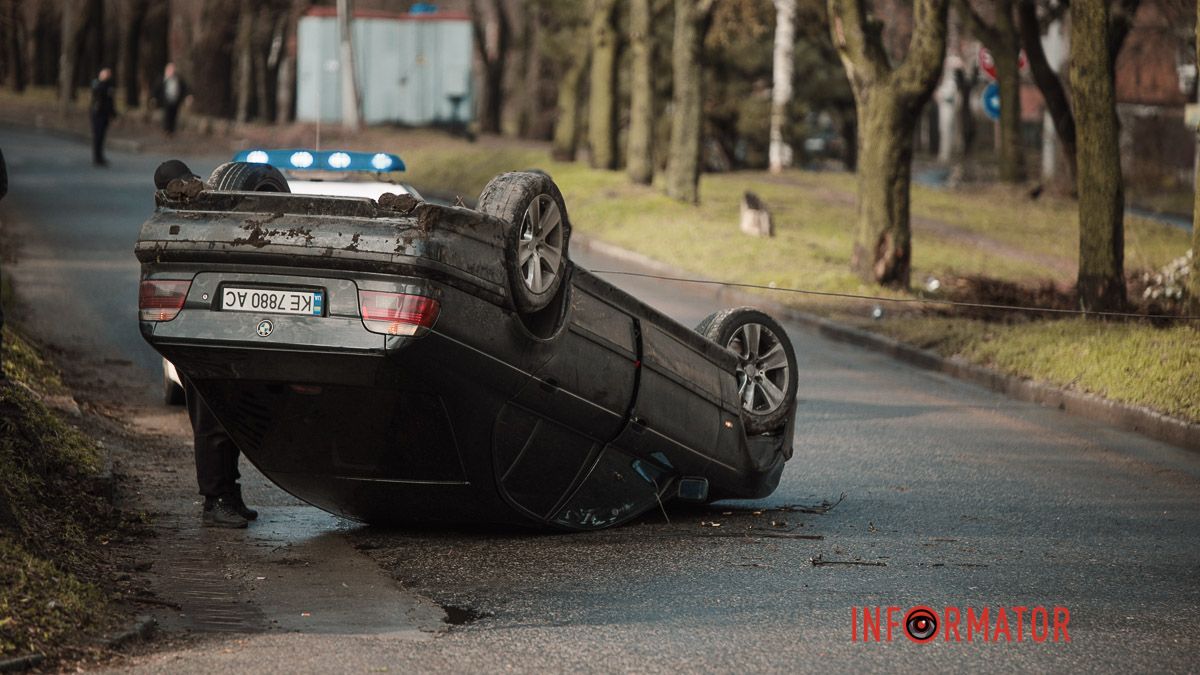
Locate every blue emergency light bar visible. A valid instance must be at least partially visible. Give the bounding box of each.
[233,149,406,173]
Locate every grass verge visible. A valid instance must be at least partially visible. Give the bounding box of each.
[392,132,1198,423]
[1,327,115,659]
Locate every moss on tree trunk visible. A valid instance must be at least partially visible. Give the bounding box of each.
[665,0,713,204]
[627,0,655,184]
[1191,3,1200,317]
[552,39,590,161]
[588,0,620,170]
[829,0,949,287]
[853,95,914,286]
[1071,0,1126,311]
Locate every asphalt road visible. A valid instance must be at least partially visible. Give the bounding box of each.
[2,127,1198,672]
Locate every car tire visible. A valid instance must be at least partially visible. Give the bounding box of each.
[207,162,291,193]
[163,366,185,406]
[477,171,571,313]
[697,308,798,434]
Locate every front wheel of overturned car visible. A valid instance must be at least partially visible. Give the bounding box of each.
[476,171,571,313]
[697,308,798,435]
[206,162,291,193]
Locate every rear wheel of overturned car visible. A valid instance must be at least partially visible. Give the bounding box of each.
[207,162,291,193]
[477,171,571,313]
[697,308,798,434]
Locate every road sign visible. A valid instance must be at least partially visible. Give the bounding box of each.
[982,82,1001,121]
[978,47,1027,80]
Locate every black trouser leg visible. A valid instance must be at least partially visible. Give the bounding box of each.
[90,113,109,164]
[184,379,241,497]
[164,104,179,135]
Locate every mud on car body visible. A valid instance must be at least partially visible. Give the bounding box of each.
[137,157,799,531]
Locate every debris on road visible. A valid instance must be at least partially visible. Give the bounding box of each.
[809,554,886,567]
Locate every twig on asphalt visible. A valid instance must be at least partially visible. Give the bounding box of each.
[700,532,825,541]
[776,492,847,515]
[810,553,886,567]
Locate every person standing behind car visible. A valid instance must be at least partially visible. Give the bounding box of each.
[89,68,116,166]
[153,63,189,136]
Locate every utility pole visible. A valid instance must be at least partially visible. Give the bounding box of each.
[337,0,362,132]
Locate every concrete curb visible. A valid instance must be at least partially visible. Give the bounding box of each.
[575,235,1200,453]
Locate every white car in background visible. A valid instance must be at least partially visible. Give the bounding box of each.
[160,148,418,404]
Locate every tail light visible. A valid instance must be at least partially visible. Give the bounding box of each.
[358,291,440,336]
[139,279,192,321]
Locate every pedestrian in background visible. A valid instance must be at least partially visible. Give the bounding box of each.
[89,68,116,167]
[153,63,190,136]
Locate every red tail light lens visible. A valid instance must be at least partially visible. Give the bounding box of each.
[139,279,192,321]
[358,291,440,336]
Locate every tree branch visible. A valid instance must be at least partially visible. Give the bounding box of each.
[1108,0,1141,68]
[893,0,950,105]
[826,0,891,91]
[1017,0,1076,178]
[955,0,1002,47]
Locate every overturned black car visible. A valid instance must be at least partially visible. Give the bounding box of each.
[136,159,798,531]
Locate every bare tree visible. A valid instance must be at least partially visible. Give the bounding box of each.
[769,0,797,174]
[234,4,255,123]
[190,0,240,118]
[828,0,949,287]
[1017,0,1142,191]
[588,0,620,169]
[2,0,27,92]
[665,0,715,204]
[1017,0,1074,184]
[337,0,361,131]
[472,0,510,134]
[1193,0,1200,316]
[1071,0,1125,311]
[552,39,590,160]
[627,0,655,183]
[958,0,1024,183]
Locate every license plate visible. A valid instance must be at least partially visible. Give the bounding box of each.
[220,287,323,316]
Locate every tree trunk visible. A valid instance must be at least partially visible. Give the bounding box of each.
[960,0,1023,183]
[120,0,148,107]
[853,96,916,285]
[588,0,619,170]
[58,0,78,109]
[769,0,796,174]
[3,0,27,93]
[665,0,713,204]
[829,0,949,287]
[552,39,590,161]
[337,0,361,132]
[522,3,548,139]
[139,0,168,108]
[627,0,654,184]
[275,4,299,125]
[472,0,509,135]
[234,5,254,123]
[1018,0,1075,185]
[191,0,239,118]
[1071,0,1125,311]
[1190,2,1200,317]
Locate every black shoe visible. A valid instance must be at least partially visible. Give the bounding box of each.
[203,496,248,529]
[229,485,258,521]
